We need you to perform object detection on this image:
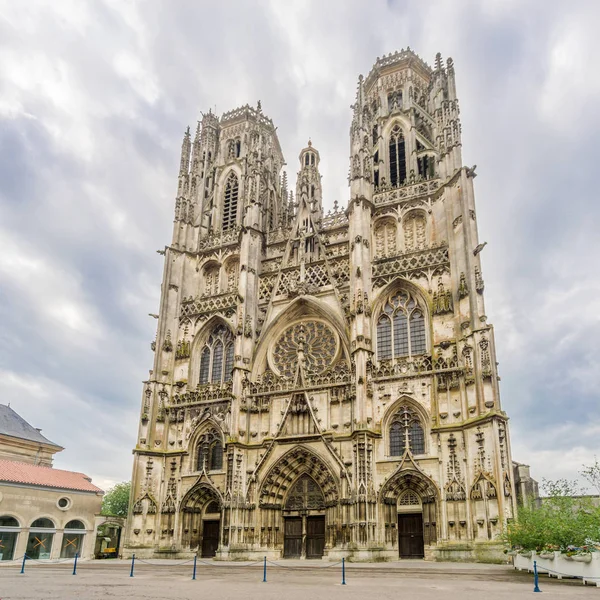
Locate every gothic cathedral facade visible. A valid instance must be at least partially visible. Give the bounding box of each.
[124,50,516,562]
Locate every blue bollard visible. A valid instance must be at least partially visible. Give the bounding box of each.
[20,554,27,574]
[533,560,541,593]
[263,556,267,582]
[130,553,135,578]
[73,553,78,575]
[342,557,346,585]
[192,555,197,580]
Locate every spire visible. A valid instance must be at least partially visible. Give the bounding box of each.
[179,126,191,174]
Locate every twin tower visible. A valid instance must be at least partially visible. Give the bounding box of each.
[125,49,516,562]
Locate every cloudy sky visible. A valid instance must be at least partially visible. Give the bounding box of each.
[0,0,599,493]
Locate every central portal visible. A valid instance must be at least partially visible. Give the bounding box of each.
[282,474,326,559]
[283,515,325,558]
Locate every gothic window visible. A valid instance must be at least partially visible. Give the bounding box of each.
[198,325,234,385]
[205,501,220,514]
[196,430,223,471]
[225,260,239,292]
[235,139,241,158]
[372,124,378,146]
[388,91,402,111]
[376,291,428,360]
[403,212,427,252]
[311,154,315,166]
[374,219,397,258]
[418,155,435,179]
[199,347,210,384]
[222,172,239,231]
[305,154,310,166]
[399,491,421,506]
[203,265,220,296]
[389,125,406,187]
[389,405,425,456]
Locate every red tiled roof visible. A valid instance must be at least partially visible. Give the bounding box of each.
[0,459,103,493]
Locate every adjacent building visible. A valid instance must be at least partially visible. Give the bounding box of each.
[125,49,517,562]
[0,405,103,561]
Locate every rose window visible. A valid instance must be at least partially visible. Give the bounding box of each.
[272,321,337,379]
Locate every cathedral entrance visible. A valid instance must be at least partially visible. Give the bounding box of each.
[398,514,424,558]
[282,474,326,559]
[283,515,325,558]
[201,520,220,558]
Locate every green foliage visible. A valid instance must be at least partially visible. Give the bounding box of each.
[504,476,600,551]
[101,481,131,517]
[581,456,600,496]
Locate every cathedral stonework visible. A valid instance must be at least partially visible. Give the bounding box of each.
[124,50,516,562]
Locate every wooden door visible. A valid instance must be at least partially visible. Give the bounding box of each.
[201,520,220,558]
[398,514,424,558]
[283,517,302,558]
[306,516,325,559]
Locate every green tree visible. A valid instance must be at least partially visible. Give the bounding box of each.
[581,456,600,496]
[101,481,131,517]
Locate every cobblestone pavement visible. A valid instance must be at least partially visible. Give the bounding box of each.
[0,559,597,599]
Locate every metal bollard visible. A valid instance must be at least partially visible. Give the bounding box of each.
[20,554,27,574]
[533,560,541,593]
[263,556,267,582]
[192,555,197,580]
[342,557,346,585]
[73,553,78,575]
[130,553,135,578]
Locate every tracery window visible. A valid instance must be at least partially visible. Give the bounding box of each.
[203,265,220,296]
[376,291,427,360]
[272,321,337,379]
[417,154,435,180]
[225,260,239,292]
[196,430,223,471]
[222,172,239,231]
[389,405,425,456]
[285,474,325,510]
[198,325,234,385]
[389,125,406,188]
[374,218,397,258]
[403,212,427,252]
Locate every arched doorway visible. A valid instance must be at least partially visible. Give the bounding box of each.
[397,491,424,558]
[180,484,222,558]
[381,468,439,559]
[283,474,326,559]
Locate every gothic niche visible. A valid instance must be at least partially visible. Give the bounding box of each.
[271,320,338,379]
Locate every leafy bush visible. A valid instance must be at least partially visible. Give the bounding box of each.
[504,478,600,551]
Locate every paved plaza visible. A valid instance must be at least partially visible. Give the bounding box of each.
[0,560,596,599]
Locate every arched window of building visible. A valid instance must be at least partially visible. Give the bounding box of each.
[225,260,239,292]
[403,212,427,252]
[374,218,397,258]
[198,325,234,385]
[0,516,20,561]
[389,405,425,456]
[222,172,239,231]
[376,291,428,360]
[418,154,435,180]
[196,430,223,471]
[65,520,85,529]
[203,265,220,296]
[389,125,407,188]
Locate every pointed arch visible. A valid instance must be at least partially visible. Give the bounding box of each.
[180,482,223,513]
[259,446,339,509]
[372,280,431,361]
[402,209,428,252]
[222,171,239,231]
[192,318,235,386]
[388,124,407,187]
[379,460,440,505]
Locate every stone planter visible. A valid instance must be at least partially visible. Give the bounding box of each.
[572,554,593,563]
[538,552,554,560]
[514,551,600,587]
